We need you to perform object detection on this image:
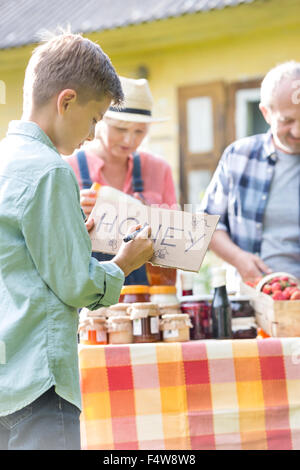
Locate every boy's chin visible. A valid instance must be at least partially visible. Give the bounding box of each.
[59,145,76,156]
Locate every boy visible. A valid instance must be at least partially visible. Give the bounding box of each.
[0,32,153,450]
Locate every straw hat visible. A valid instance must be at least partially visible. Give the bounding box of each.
[105,76,168,123]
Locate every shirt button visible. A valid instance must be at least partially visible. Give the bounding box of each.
[262,195,267,200]
[256,223,261,228]
[267,168,272,173]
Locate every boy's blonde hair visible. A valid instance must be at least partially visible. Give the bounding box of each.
[23,31,123,111]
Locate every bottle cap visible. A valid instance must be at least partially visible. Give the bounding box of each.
[121,285,150,295]
[211,268,227,288]
[149,286,177,294]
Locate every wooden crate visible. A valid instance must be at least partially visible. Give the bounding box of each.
[240,282,300,337]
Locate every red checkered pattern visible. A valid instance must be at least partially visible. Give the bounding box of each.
[79,338,300,450]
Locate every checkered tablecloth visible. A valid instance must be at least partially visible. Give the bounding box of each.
[79,338,300,450]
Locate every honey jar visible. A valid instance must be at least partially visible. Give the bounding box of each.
[128,302,161,343]
[119,285,150,303]
[106,316,133,344]
[149,285,178,306]
[146,263,177,286]
[160,313,192,342]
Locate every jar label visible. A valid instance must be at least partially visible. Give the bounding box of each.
[80,330,89,341]
[133,319,142,336]
[163,329,179,339]
[150,317,159,334]
[96,330,107,343]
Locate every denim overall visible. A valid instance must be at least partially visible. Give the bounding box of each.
[76,150,148,285]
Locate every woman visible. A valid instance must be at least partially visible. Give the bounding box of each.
[65,76,177,285]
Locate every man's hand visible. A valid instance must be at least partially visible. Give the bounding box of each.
[209,230,272,282]
[234,250,272,282]
[80,189,97,216]
[112,225,154,277]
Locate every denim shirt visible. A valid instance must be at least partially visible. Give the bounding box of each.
[0,121,124,415]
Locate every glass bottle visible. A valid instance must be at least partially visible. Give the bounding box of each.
[211,268,232,339]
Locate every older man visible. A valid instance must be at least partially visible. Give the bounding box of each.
[201,61,300,281]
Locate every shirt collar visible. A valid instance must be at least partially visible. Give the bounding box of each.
[86,149,134,173]
[7,120,60,155]
[262,129,277,162]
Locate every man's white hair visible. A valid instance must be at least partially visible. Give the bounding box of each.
[260,61,300,108]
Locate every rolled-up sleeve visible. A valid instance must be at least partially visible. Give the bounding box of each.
[21,166,124,310]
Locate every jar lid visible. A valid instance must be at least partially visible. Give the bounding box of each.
[106,303,131,316]
[149,285,177,294]
[160,313,193,330]
[161,313,189,320]
[121,285,150,295]
[106,315,131,323]
[128,302,160,319]
[80,307,107,318]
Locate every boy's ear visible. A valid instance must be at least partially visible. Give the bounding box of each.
[57,89,77,116]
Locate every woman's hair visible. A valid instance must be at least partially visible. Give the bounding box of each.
[260,60,300,108]
[23,30,124,111]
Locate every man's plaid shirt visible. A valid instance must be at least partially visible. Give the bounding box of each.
[201,130,279,255]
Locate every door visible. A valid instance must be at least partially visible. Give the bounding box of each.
[178,81,227,208]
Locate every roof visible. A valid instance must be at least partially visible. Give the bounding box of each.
[0,0,256,50]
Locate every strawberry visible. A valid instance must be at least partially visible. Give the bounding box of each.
[262,284,273,295]
[271,282,282,293]
[269,277,280,284]
[290,290,300,300]
[282,287,293,299]
[272,291,287,300]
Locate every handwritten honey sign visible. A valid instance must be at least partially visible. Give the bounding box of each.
[89,198,219,272]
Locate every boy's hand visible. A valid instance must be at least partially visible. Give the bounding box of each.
[80,189,97,216]
[85,217,94,232]
[112,225,154,277]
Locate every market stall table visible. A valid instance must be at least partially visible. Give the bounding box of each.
[79,338,300,450]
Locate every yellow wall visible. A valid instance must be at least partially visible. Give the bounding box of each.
[1,0,300,196]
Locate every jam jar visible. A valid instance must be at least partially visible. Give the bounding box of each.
[229,295,257,339]
[106,316,133,344]
[160,313,192,342]
[180,295,213,340]
[128,302,161,343]
[119,285,150,303]
[79,307,108,345]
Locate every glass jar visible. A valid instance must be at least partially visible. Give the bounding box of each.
[149,285,178,306]
[180,295,212,340]
[160,314,192,342]
[229,295,257,339]
[232,317,257,339]
[79,308,108,345]
[119,285,150,303]
[106,316,133,344]
[229,295,255,318]
[128,302,161,343]
[146,263,177,286]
